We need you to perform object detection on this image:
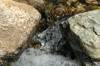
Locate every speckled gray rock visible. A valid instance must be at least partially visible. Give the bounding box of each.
[68,10,100,59]
[11,48,80,66]
[33,21,68,52]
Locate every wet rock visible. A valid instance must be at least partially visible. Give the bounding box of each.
[68,10,100,59]
[11,48,80,66]
[0,0,41,65]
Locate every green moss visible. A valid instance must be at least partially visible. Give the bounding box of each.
[91,5,100,10]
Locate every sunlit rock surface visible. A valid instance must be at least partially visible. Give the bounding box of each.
[68,10,100,59]
[0,0,41,65]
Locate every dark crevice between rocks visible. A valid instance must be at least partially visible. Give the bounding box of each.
[32,18,96,66]
[52,22,96,66]
[24,3,100,65]
[38,0,77,33]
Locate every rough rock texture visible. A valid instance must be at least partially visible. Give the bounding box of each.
[11,48,80,66]
[13,0,28,4]
[33,17,94,66]
[33,10,100,66]
[0,0,41,65]
[13,0,45,11]
[68,10,100,59]
[11,10,100,66]
[33,20,68,53]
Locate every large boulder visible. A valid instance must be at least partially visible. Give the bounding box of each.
[0,0,41,65]
[68,10,100,59]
